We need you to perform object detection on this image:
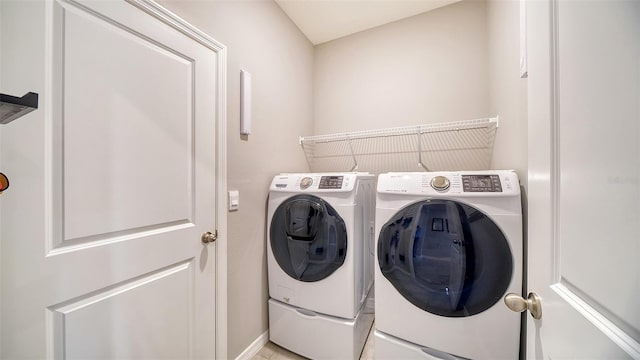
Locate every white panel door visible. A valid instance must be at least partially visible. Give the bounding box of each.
[527,0,640,358]
[0,0,226,358]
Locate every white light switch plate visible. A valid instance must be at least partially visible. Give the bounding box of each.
[228,190,239,211]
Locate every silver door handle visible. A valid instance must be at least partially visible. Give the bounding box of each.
[201,231,217,244]
[504,292,542,319]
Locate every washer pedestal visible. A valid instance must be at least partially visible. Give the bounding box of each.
[269,298,373,359]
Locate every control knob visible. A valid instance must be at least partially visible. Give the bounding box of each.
[300,177,313,189]
[430,176,450,192]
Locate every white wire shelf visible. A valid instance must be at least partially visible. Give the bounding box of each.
[299,117,499,174]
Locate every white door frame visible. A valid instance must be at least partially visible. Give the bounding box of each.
[139,2,229,358]
[136,2,230,358]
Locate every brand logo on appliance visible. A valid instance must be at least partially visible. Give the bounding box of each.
[275,184,287,188]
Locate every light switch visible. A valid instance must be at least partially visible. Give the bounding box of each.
[228,190,239,211]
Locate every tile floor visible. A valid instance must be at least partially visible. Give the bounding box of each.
[250,323,375,360]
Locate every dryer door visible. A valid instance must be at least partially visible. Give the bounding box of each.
[270,194,347,282]
[378,200,513,317]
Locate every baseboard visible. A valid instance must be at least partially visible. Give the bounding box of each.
[234,330,269,360]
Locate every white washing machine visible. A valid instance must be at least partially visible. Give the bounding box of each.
[267,173,375,359]
[374,171,523,360]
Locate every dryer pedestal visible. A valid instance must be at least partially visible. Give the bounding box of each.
[269,298,373,359]
[375,330,469,360]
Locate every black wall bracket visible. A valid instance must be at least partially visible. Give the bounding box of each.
[0,92,39,124]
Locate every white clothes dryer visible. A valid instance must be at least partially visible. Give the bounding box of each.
[267,173,375,359]
[374,171,523,360]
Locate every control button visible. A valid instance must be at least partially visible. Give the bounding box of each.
[431,176,451,191]
[300,177,313,189]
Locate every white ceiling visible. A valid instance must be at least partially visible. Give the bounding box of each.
[274,0,461,45]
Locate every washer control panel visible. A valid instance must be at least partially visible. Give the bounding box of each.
[378,171,519,197]
[461,174,502,192]
[318,175,344,189]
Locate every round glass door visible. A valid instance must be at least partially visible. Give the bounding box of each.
[378,199,513,317]
[270,194,347,282]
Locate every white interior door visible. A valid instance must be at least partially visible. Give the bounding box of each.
[0,0,226,358]
[526,0,640,358]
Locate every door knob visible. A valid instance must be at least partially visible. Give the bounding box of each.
[201,231,217,244]
[504,292,542,319]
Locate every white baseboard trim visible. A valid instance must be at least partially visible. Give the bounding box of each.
[235,330,269,360]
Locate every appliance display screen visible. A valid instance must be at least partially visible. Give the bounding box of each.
[319,176,344,189]
[462,175,502,192]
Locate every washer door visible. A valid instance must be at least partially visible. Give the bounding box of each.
[378,200,513,317]
[270,194,347,282]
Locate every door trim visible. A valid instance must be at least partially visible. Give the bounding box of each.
[139,2,230,358]
[139,2,229,358]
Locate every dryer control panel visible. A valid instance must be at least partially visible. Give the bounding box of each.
[378,171,520,197]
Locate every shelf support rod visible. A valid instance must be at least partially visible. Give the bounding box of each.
[300,140,313,172]
[417,127,429,171]
[348,137,358,172]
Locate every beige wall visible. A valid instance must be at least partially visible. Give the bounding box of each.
[313,0,528,183]
[157,1,314,358]
[487,0,528,187]
[313,0,489,134]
